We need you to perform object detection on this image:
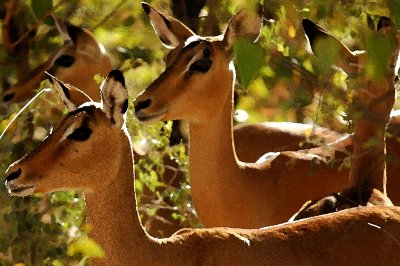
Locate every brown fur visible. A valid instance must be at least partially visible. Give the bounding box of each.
[5,73,400,264]
[1,23,112,104]
[291,18,400,220]
[134,4,400,228]
[3,16,351,236]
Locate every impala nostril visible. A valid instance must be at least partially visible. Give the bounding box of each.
[134,99,152,113]
[6,168,21,182]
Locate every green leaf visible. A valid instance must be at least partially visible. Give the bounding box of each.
[391,0,400,30]
[234,40,265,89]
[51,259,64,266]
[67,237,105,258]
[31,0,53,25]
[312,37,341,75]
[365,35,394,81]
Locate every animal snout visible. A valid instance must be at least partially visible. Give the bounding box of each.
[134,98,152,113]
[5,168,21,182]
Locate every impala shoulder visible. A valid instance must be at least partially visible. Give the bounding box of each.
[173,227,253,246]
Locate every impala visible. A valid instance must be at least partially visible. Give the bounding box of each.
[1,21,112,105]
[0,16,343,158]
[134,3,400,228]
[0,15,348,235]
[0,19,343,156]
[291,17,400,220]
[5,70,400,265]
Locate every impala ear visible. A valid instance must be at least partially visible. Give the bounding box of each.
[65,23,85,45]
[302,18,355,59]
[101,70,129,127]
[302,19,333,57]
[222,4,263,51]
[48,74,77,112]
[377,16,393,32]
[141,2,195,48]
[51,15,72,44]
[302,19,357,73]
[63,22,102,57]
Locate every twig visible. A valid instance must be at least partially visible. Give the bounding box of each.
[1,0,19,54]
[92,0,126,30]
[0,88,51,141]
[9,0,68,48]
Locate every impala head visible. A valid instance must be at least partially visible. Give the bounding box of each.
[4,70,129,196]
[2,22,112,105]
[134,2,263,123]
[302,18,367,75]
[302,17,399,76]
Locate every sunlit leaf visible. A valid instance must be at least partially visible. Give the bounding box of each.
[31,0,53,25]
[234,40,265,89]
[365,35,393,81]
[390,0,400,30]
[313,38,341,75]
[67,237,105,258]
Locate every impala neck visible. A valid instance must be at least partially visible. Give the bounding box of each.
[84,128,165,265]
[188,64,245,226]
[348,78,395,197]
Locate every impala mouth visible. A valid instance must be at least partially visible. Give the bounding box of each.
[135,110,167,123]
[5,182,35,197]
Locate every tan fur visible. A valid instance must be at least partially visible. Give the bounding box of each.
[1,24,112,104]
[5,73,400,264]
[290,18,400,220]
[134,5,400,228]
[2,14,351,236]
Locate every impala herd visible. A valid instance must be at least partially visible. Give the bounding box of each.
[2,2,400,265]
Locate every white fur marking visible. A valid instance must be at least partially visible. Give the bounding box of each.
[59,123,77,143]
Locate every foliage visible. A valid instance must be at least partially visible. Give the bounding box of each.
[234,40,265,90]
[0,0,399,265]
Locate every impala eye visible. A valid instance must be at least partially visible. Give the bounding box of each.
[67,126,92,141]
[189,58,212,73]
[54,55,75,67]
[3,92,15,102]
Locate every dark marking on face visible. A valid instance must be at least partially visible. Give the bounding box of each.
[121,99,128,114]
[81,116,90,128]
[67,117,92,141]
[142,2,151,15]
[108,69,126,87]
[67,105,96,118]
[189,58,212,73]
[54,55,75,68]
[134,98,152,113]
[203,48,211,58]
[5,168,21,182]
[3,92,15,102]
[184,40,202,51]
[66,24,83,44]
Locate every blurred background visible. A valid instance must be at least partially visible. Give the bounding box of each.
[0,0,399,265]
